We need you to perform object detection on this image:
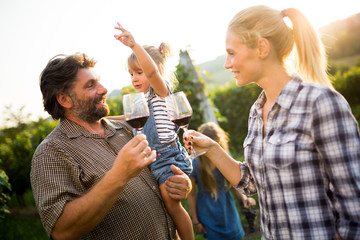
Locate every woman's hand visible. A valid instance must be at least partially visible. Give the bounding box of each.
[114,23,136,49]
[183,130,217,156]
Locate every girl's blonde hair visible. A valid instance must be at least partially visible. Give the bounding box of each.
[198,122,231,201]
[228,5,333,89]
[127,42,177,90]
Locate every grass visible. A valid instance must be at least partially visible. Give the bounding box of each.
[2,189,261,240]
[0,208,48,240]
[1,208,260,240]
[1,190,48,239]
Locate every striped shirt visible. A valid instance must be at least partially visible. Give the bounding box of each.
[236,75,360,239]
[147,87,177,143]
[30,118,176,239]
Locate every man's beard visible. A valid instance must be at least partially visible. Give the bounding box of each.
[70,93,110,123]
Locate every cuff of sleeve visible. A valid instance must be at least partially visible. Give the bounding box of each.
[236,162,249,188]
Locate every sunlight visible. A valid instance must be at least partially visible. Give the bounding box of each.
[0,0,359,127]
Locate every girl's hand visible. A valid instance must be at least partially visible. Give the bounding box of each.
[194,223,207,234]
[183,130,216,156]
[114,23,136,48]
[243,197,257,209]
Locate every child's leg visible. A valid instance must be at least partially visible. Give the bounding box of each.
[159,183,194,240]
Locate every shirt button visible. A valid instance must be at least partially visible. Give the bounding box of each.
[277,139,280,143]
[152,185,156,190]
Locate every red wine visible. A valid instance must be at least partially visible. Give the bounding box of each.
[173,116,191,127]
[127,116,149,129]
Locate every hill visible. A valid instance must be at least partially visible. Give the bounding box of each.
[108,89,122,99]
[197,54,234,87]
[109,13,360,96]
[320,12,360,60]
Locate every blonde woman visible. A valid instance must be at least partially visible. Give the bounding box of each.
[187,122,256,240]
[184,5,360,240]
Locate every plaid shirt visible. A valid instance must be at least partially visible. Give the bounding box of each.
[31,118,176,239]
[236,76,360,239]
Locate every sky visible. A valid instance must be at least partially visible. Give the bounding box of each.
[0,0,359,127]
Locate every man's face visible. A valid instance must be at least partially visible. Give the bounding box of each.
[69,68,109,123]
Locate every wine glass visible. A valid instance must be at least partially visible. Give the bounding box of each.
[123,92,150,135]
[165,91,205,159]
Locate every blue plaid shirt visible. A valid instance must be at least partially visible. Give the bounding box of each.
[236,75,360,239]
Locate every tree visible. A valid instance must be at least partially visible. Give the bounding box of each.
[174,50,214,131]
[332,66,360,124]
[0,117,57,206]
[0,168,11,219]
[211,82,261,155]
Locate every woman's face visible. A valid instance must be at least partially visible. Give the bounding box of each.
[224,30,263,86]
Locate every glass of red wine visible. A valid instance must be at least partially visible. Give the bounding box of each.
[165,91,205,159]
[123,92,149,135]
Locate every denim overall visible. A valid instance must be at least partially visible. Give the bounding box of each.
[143,94,192,185]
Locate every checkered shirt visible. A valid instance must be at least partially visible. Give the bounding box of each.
[236,75,360,239]
[31,118,176,239]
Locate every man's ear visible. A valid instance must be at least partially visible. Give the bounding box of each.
[56,92,72,109]
[257,38,270,59]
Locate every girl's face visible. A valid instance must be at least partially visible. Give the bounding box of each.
[128,62,150,93]
[224,30,263,86]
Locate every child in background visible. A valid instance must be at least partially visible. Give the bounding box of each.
[187,122,256,240]
[113,23,194,240]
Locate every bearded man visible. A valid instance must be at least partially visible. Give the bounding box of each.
[31,53,191,240]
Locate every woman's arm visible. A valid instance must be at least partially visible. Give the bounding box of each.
[184,131,242,186]
[312,90,360,239]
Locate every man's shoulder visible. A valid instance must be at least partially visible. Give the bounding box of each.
[33,125,68,156]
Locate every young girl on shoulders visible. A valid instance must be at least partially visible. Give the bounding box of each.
[113,23,194,240]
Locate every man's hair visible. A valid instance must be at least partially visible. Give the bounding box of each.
[39,53,96,119]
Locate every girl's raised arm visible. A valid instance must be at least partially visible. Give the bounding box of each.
[114,23,168,97]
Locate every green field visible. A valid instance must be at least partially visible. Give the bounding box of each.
[1,190,261,240]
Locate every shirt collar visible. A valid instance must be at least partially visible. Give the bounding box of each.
[59,118,122,139]
[253,74,302,114]
[275,74,302,110]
